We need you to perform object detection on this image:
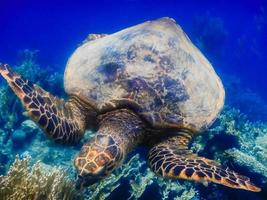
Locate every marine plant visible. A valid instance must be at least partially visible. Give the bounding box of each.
[0,156,83,200]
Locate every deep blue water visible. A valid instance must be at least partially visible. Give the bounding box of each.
[1,0,267,101]
[0,0,267,199]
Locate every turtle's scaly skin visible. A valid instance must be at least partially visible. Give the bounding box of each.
[148,133,261,192]
[0,64,96,144]
[75,109,145,188]
[65,17,224,132]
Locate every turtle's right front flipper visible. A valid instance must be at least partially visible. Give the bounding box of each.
[148,133,261,192]
[0,64,96,144]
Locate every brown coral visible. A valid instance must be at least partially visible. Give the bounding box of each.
[0,156,83,200]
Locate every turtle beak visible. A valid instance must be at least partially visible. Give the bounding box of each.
[75,169,106,190]
[75,175,84,190]
[75,174,99,190]
[75,175,99,190]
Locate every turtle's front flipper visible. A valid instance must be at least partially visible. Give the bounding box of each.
[148,132,261,192]
[0,64,96,144]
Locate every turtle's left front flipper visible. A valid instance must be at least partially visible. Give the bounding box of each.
[0,64,96,144]
[148,133,261,192]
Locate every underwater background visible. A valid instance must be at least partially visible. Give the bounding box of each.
[0,0,266,199]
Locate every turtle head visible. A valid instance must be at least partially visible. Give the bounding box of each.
[74,134,123,189]
[74,109,145,189]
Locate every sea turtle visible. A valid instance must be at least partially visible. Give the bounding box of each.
[0,17,261,192]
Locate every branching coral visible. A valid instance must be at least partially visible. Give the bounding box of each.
[174,188,198,200]
[191,106,267,189]
[84,154,198,200]
[85,154,146,200]
[223,149,267,181]
[0,156,83,200]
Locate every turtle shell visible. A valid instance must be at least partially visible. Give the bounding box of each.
[64,17,225,132]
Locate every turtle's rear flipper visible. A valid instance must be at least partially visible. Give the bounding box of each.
[148,134,261,192]
[0,64,95,144]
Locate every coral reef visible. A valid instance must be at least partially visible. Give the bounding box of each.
[217,109,267,185]
[223,149,267,181]
[0,156,83,200]
[0,49,66,175]
[0,50,266,199]
[84,153,198,200]
[0,85,20,130]
[191,106,267,189]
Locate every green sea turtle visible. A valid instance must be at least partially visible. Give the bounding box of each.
[0,17,261,192]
